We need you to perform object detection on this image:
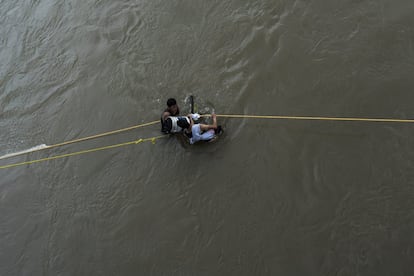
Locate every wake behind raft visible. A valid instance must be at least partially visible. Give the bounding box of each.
[160,96,223,144]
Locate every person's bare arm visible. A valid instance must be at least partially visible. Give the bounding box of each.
[199,114,217,131]
[162,111,171,122]
[188,115,194,130]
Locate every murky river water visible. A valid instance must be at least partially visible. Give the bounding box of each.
[2,0,414,275]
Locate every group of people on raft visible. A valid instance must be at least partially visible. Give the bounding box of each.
[160,98,222,144]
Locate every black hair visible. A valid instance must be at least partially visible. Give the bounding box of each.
[167,98,177,107]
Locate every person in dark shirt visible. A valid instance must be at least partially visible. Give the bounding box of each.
[161,98,180,133]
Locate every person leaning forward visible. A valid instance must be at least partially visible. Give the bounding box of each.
[185,114,221,144]
[161,98,180,133]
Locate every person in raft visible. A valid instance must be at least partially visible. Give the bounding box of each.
[163,112,221,144]
[161,98,180,133]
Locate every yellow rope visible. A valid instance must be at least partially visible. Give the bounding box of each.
[0,120,159,160]
[200,114,414,123]
[0,135,167,170]
[2,113,414,168]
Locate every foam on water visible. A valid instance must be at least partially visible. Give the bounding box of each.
[0,144,49,160]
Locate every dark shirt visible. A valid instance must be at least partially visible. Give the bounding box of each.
[160,107,180,133]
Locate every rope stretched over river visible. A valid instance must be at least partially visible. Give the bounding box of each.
[0,120,159,161]
[215,114,414,123]
[1,114,414,169]
[0,135,167,169]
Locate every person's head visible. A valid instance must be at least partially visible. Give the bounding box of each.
[167,98,178,114]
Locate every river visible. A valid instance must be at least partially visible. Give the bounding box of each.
[1,0,414,275]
